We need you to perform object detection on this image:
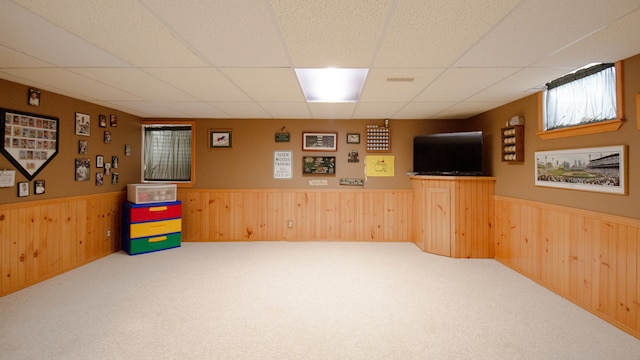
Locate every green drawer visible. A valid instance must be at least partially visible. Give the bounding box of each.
[126,232,181,255]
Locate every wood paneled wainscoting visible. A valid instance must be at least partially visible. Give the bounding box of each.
[495,196,640,339]
[0,192,125,296]
[177,189,413,242]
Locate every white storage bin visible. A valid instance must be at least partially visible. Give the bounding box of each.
[127,183,177,204]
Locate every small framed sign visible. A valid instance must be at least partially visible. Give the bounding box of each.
[274,151,293,179]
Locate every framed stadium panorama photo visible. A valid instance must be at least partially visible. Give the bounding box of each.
[535,145,626,195]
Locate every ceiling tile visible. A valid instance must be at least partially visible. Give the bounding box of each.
[108,101,193,118]
[414,68,520,102]
[1,68,143,102]
[211,102,272,119]
[434,101,507,119]
[352,102,408,119]
[0,1,130,67]
[359,68,444,102]
[454,0,640,67]
[467,67,572,102]
[160,102,231,118]
[270,0,393,67]
[12,0,208,67]
[534,8,640,68]
[308,103,357,119]
[0,46,53,68]
[259,102,312,119]
[70,68,195,102]
[220,68,305,102]
[141,0,290,67]
[393,102,457,119]
[145,68,252,102]
[375,0,521,68]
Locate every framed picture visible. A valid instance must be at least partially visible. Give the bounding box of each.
[274,151,293,179]
[302,132,337,151]
[18,182,29,197]
[209,129,232,148]
[96,155,104,168]
[109,114,117,127]
[104,163,111,175]
[75,158,90,181]
[34,180,45,195]
[111,172,119,184]
[98,114,107,128]
[1,108,59,180]
[95,172,104,186]
[535,145,626,195]
[104,131,111,144]
[348,150,360,163]
[303,156,336,174]
[75,112,90,136]
[346,133,360,144]
[124,144,131,156]
[78,140,88,154]
[112,156,118,168]
[28,89,40,107]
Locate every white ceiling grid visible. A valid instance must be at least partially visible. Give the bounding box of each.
[1,0,640,120]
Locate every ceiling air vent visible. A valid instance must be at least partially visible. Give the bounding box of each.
[386,77,415,82]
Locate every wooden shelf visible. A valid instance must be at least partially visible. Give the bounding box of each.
[501,125,524,162]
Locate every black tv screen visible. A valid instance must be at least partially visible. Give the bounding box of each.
[413,131,484,176]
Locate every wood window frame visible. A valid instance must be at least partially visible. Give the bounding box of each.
[141,120,195,188]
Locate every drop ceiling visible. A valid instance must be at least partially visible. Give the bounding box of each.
[1,0,640,120]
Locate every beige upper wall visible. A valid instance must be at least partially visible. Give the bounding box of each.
[0,79,142,203]
[154,117,464,190]
[472,53,640,220]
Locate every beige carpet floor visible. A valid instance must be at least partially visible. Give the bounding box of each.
[1,241,639,360]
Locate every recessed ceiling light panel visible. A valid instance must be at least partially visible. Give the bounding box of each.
[295,68,369,103]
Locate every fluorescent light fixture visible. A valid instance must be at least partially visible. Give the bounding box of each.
[295,68,368,102]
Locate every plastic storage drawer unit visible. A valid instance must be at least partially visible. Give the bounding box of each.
[122,200,182,255]
[127,183,177,204]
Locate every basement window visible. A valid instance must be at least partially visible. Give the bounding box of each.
[142,121,195,185]
[538,61,623,139]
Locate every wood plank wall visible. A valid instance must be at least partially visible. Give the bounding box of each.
[495,195,640,339]
[177,189,413,242]
[0,192,124,296]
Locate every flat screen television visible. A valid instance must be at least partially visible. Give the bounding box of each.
[413,131,484,176]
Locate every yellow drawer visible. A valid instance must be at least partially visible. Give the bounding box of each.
[130,218,181,239]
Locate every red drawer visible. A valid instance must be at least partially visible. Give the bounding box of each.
[130,203,181,222]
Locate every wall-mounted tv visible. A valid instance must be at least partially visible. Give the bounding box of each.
[413,131,484,176]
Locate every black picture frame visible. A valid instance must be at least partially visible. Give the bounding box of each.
[1,108,59,181]
[34,180,45,195]
[28,89,40,107]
